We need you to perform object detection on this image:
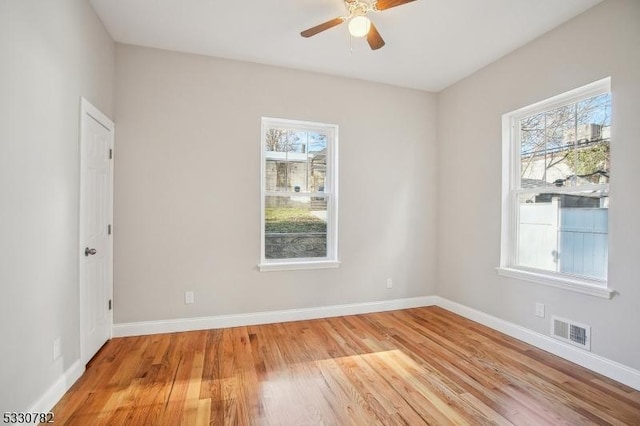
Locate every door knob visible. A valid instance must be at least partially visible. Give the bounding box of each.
[85,247,97,256]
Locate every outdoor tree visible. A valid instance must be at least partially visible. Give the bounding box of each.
[265,129,299,152]
[520,92,611,186]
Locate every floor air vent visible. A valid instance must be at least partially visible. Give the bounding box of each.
[551,316,591,351]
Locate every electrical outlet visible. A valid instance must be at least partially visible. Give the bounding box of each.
[535,302,545,318]
[185,291,195,305]
[386,278,393,289]
[53,338,61,361]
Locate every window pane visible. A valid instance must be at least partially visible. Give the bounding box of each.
[264,195,327,259]
[517,189,608,280]
[572,93,611,185]
[265,158,308,192]
[520,106,577,189]
[264,128,298,153]
[521,124,554,187]
[545,104,576,186]
[264,129,327,192]
[517,193,560,272]
[520,93,611,190]
[308,133,327,193]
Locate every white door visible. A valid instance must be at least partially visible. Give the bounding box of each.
[79,98,114,364]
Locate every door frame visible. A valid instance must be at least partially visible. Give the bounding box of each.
[78,97,115,364]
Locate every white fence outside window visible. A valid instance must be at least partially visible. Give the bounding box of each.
[518,199,608,280]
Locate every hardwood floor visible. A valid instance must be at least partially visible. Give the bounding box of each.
[52,307,640,425]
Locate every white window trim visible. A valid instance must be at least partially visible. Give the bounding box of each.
[498,78,614,299]
[259,260,341,272]
[258,117,339,272]
[495,267,613,299]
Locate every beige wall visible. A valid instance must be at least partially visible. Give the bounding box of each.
[113,44,438,323]
[0,0,114,412]
[436,0,640,369]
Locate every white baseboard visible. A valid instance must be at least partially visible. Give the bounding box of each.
[434,296,640,391]
[28,360,84,413]
[112,296,437,337]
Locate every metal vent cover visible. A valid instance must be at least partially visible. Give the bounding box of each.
[551,316,591,351]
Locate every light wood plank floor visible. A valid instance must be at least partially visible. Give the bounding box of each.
[52,307,640,425]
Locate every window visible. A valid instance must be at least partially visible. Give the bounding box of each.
[259,117,339,271]
[498,78,613,298]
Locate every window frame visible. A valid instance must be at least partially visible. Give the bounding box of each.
[497,78,614,299]
[259,117,340,272]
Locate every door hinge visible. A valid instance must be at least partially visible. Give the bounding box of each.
[108,299,112,311]
[109,148,113,159]
[108,224,112,235]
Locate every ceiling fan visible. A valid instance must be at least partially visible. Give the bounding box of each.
[300,0,417,50]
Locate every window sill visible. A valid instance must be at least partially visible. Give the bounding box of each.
[496,267,614,299]
[259,260,341,272]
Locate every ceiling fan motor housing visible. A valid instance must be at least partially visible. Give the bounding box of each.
[348,1,374,17]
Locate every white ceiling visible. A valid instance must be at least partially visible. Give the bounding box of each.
[90,0,602,92]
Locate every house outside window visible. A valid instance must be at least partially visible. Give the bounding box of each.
[499,78,613,298]
[259,117,339,271]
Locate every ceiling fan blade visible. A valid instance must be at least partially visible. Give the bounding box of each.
[367,22,385,50]
[300,17,345,38]
[375,0,417,11]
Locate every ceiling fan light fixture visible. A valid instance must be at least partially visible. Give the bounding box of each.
[348,16,371,38]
